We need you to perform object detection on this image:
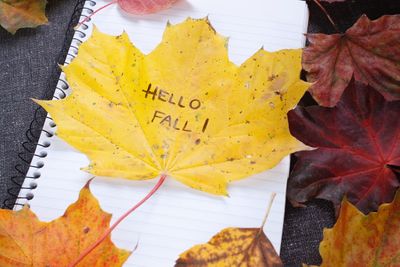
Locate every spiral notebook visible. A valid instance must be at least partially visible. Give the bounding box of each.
[13,1,308,266]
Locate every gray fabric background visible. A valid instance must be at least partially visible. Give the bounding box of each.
[0,0,398,266]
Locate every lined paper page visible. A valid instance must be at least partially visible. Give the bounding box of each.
[81,0,308,64]
[16,1,308,266]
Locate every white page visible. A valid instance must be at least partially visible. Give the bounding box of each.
[16,1,308,266]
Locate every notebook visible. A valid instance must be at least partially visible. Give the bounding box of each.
[14,1,309,266]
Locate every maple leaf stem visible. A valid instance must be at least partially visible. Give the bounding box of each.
[260,192,276,230]
[312,0,341,33]
[75,0,118,29]
[68,174,167,267]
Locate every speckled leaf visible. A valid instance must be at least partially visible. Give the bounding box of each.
[303,14,400,107]
[35,18,309,195]
[318,191,400,266]
[118,0,178,14]
[175,227,282,267]
[0,180,131,266]
[288,81,400,214]
[0,0,48,34]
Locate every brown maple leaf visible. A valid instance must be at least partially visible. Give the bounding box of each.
[0,180,131,266]
[175,194,282,267]
[303,14,400,107]
[0,0,48,34]
[175,227,282,267]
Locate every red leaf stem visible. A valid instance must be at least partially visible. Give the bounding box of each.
[76,0,118,29]
[68,174,167,267]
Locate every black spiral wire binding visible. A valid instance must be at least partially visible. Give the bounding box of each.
[2,0,96,209]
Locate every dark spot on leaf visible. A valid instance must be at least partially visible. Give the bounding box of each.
[268,74,278,81]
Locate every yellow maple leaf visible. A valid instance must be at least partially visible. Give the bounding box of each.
[36,18,309,195]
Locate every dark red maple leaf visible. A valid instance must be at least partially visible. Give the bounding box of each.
[319,0,346,2]
[303,14,400,107]
[287,80,400,214]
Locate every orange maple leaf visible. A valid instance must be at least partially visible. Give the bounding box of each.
[0,0,48,34]
[0,180,131,266]
[318,191,400,266]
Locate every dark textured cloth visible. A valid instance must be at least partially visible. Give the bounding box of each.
[0,1,398,266]
[0,0,85,207]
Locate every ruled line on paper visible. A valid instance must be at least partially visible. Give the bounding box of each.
[35,182,287,209]
[94,14,304,37]
[31,195,286,228]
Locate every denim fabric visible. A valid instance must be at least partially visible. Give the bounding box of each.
[0,0,84,206]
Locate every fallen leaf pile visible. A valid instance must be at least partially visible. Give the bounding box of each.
[289,2,400,266]
[36,18,309,195]
[0,180,130,266]
[3,1,400,266]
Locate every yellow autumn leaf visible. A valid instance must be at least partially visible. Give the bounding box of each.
[35,18,309,195]
[318,193,400,266]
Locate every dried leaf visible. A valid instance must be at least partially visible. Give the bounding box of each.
[175,227,282,267]
[118,0,178,14]
[36,18,309,195]
[0,180,130,266]
[303,14,400,107]
[318,191,400,266]
[287,80,400,214]
[0,0,48,34]
[176,194,282,267]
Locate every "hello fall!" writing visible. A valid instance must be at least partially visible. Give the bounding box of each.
[142,84,209,133]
